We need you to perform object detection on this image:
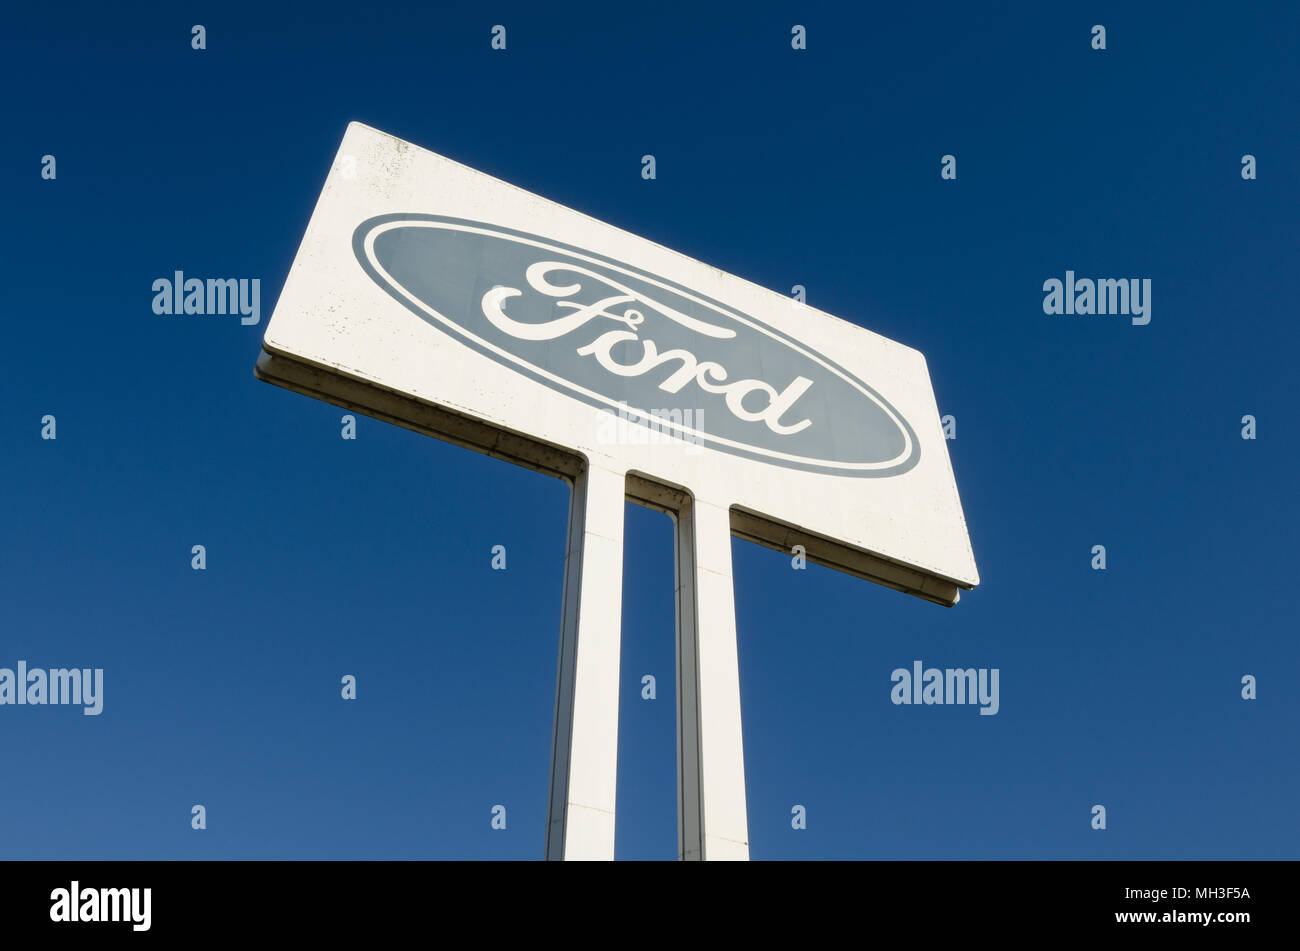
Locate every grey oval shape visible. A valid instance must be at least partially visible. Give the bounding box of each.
[353,214,919,477]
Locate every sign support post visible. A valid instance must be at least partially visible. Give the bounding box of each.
[545,462,626,860]
[676,495,751,861]
[545,467,752,861]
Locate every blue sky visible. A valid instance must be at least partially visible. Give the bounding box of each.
[1,1,1296,859]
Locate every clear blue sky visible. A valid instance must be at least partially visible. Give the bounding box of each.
[2,1,1296,859]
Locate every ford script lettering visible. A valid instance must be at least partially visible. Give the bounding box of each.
[353,214,920,476]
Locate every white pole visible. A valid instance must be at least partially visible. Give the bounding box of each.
[546,467,750,861]
[675,496,751,860]
[545,462,626,860]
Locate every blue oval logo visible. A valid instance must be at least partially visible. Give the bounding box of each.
[353,214,919,477]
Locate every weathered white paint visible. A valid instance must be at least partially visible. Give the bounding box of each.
[260,123,978,598]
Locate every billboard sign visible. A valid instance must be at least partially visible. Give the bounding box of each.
[257,123,979,861]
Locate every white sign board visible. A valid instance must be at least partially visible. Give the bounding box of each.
[257,123,979,860]
[260,123,977,600]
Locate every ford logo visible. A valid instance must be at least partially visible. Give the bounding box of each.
[352,214,920,477]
